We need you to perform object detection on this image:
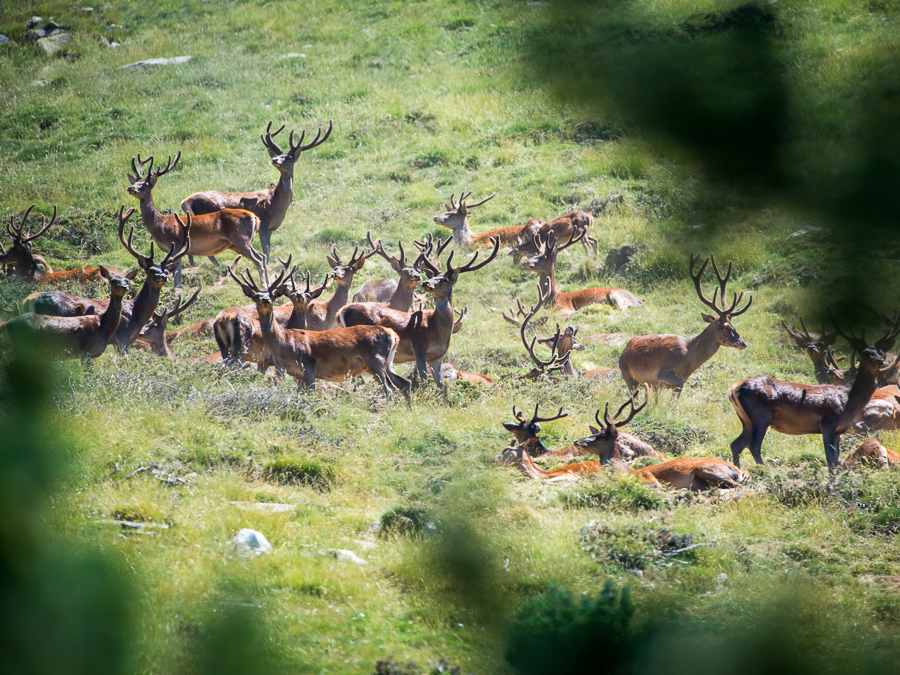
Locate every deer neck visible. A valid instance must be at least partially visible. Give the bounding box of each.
[515,451,550,480]
[684,322,722,374]
[538,270,559,303]
[840,364,882,428]
[257,305,287,352]
[285,302,308,330]
[100,292,126,343]
[138,195,174,245]
[388,279,417,311]
[125,279,162,340]
[431,291,455,337]
[324,281,353,326]
[270,172,294,221]
[452,219,476,248]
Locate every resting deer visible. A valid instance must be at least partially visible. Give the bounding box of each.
[351,232,422,311]
[539,324,619,380]
[134,281,203,358]
[521,230,643,314]
[1,266,132,361]
[433,191,522,249]
[181,120,333,259]
[339,238,500,388]
[24,208,191,353]
[843,439,900,469]
[729,313,900,470]
[304,245,372,331]
[619,254,751,393]
[227,265,410,398]
[508,210,598,261]
[0,205,124,283]
[126,152,268,286]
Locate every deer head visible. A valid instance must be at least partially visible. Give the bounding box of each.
[326,244,372,287]
[367,231,421,290]
[139,280,203,357]
[260,119,333,175]
[0,204,57,278]
[689,253,752,350]
[417,237,500,302]
[573,386,649,463]
[118,207,191,289]
[433,190,496,232]
[501,403,568,445]
[126,152,181,200]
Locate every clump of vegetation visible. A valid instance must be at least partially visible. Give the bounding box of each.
[559,472,669,511]
[374,657,460,675]
[580,522,697,570]
[628,417,713,455]
[379,505,433,538]
[262,458,334,489]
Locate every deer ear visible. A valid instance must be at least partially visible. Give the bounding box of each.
[99,266,111,280]
[266,148,279,159]
[326,256,338,268]
[444,203,452,212]
[240,285,256,300]
[589,425,600,435]
[166,262,180,273]
[701,313,717,324]
[272,285,289,299]
[148,174,158,187]
[125,268,140,280]
[353,257,367,271]
[126,173,138,184]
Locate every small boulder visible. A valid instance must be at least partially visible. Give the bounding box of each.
[327,548,368,565]
[0,35,9,44]
[27,17,43,29]
[231,528,273,557]
[36,32,72,56]
[119,55,193,69]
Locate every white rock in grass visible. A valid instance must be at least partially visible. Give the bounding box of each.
[280,53,307,60]
[0,35,9,44]
[328,548,368,565]
[229,501,295,514]
[232,528,273,557]
[37,33,71,56]
[120,55,192,70]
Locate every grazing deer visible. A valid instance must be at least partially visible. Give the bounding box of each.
[843,439,900,469]
[25,208,191,354]
[619,254,751,394]
[227,265,410,398]
[508,210,598,261]
[126,152,268,286]
[729,315,900,470]
[521,230,643,314]
[433,191,522,249]
[1,266,132,361]
[134,281,203,358]
[181,120,333,259]
[351,232,422,311]
[0,205,123,283]
[339,238,500,388]
[304,245,372,331]
[781,316,837,384]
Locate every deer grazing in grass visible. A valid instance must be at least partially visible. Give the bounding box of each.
[23,208,192,354]
[618,254,751,394]
[1,266,132,361]
[520,230,643,314]
[0,205,124,284]
[181,120,333,259]
[339,238,500,388]
[729,313,900,470]
[133,281,203,358]
[351,232,422,311]
[508,210,598,261]
[126,152,268,286]
[227,264,410,398]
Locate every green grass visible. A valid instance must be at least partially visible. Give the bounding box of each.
[3,0,900,673]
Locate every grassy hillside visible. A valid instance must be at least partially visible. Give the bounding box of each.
[2,1,900,673]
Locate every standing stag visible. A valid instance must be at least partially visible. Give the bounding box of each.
[126,152,268,286]
[618,254,751,393]
[339,238,500,388]
[729,313,900,470]
[304,245,372,331]
[520,230,643,314]
[181,120,333,258]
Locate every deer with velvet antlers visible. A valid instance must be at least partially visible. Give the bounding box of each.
[619,253,751,394]
[181,120,333,259]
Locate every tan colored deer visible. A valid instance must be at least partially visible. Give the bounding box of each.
[181,120,333,258]
[339,238,500,388]
[729,314,900,470]
[508,210,598,261]
[619,254,751,393]
[352,232,422,311]
[520,230,643,314]
[126,152,267,286]
[433,191,526,249]
[843,439,900,469]
[134,281,203,358]
[227,265,410,398]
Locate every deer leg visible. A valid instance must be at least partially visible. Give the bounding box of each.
[431,359,446,390]
[621,369,638,393]
[658,371,685,393]
[258,226,272,260]
[822,427,841,471]
[413,346,430,387]
[747,417,770,465]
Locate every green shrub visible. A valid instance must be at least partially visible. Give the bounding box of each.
[262,458,334,489]
[379,505,433,538]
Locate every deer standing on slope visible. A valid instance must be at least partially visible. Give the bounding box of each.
[729,314,900,470]
[618,254,751,394]
[126,152,268,287]
[181,120,333,259]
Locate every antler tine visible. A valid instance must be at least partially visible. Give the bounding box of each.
[782,315,809,342]
[454,305,467,324]
[153,151,181,178]
[163,213,192,266]
[261,120,286,155]
[466,192,496,209]
[164,277,203,320]
[556,227,585,254]
[598,403,613,431]
[613,385,649,428]
[828,308,867,352]
[397,240,407,267]
[296,119,333,152]
[456,236,500,275]
[10,204,36,240]
[227,258,256,294]
[117,204,150,267]
[521,284,558,369]
[709,253,733,294]
[267,262,293,293]
[512,405,527,423]
[689,253,723,314]
[22,204,56,243]
[415,246,441,279]
[532,404,568,424]
[329,243,343,265]
[870,308,900,352]
[448,193,458,210]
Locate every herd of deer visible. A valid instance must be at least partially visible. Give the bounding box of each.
[1,120,898,492]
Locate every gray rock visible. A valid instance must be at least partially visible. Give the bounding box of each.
[100,36,119,48]
[788,225,822,239]
[119,55,192,69]
[37,32,72,56]
[27,17,43,29]
[231,528,273,557]
[0,35,9,44]
[229,501,295,513]
[280,53,307,60]
[327,548,368,565]
[31,80,50,87]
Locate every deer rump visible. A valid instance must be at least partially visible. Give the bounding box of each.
[275,325,401,383]
[339,303,452,365]
[3,313,110,358]
[729,376,853,435]
[214,304,294,364]
[634,458,746,490]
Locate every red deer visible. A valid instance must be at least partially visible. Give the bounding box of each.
[227,264,410,398]
[304,245,372,331]
[508,210,598,261]
[520,230,643,313]
[180,120,332,259]
[352,232,422,311]
[126,152,267,286]
[781,316,837,384]
[339,238,500,388]
[843,439,900,469]
[133,281,203,358]
[729,315,900,470]
[433,191,528,250]
[539,324,619,380]
[619,254,751,393]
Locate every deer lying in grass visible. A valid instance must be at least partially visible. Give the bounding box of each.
[339,238,500,388]
[134,281,203,358]
[23,208,191,353]
[729,313,900,470]
[508,210,598,261]
[1,266,132,360]
[228,264,410,398]
[843,439,900,469]
[619,253,751,393]
[0,205,123,283]
[126,152,267,286]
[352,232,422,310]
[539,324,619,380]
[181,120,333,259]
[520,230,643,314]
